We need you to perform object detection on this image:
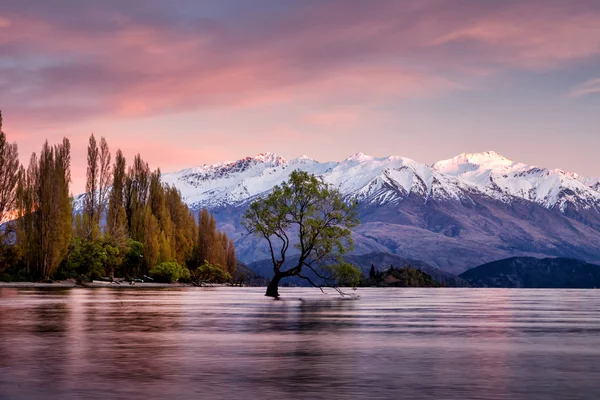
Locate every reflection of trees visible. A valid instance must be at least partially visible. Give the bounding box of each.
[31,289,71,387]
[78,289,175,386]
[231,298,360,397]
[0,288,72,397]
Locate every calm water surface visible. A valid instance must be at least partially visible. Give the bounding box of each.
[0,287,599,399]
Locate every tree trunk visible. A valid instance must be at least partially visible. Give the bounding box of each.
[265,273,282,298]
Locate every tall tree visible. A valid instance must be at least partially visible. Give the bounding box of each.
[0,111,20,225]
[17,139,72,279]
[226,238,237,276]
[97,137,111,226]
[242,170,360,298]
[197,209,216,265]
[165,186,197,265]
[16,157,38,275]
[107,149,127,241]
[84,134,99,239]
[124,154,150,241]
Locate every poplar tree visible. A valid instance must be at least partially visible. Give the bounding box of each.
[0,111,20,225]
[84,134,99,239]
[97,137,111,225]
[16,158,38,275]
[17,139,72,279]
[124,154,150,241]
[165,186,197,265]
[197,209,216,265]
[226,238,237,275]
[107,150,127,242]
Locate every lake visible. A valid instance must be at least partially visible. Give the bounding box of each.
[1,287,599,399]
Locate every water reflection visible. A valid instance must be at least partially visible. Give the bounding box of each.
[0,288,600,399]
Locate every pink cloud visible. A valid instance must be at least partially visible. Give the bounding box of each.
[2,0,600,194]
[2,0,599,132]
[569,78,600,97]
[431,4,600,69]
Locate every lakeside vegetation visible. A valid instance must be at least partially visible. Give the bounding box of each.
[0,111,236,284]
[360,265,443,287]
[0,111,446,292]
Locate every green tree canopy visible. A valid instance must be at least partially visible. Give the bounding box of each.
[242,170,360,298]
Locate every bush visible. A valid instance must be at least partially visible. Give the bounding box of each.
[193,261,232,284]
[149,261,187,283]
[179,267,192,283]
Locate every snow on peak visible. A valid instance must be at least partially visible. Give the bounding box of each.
[251,152,286,165]
[433,151,516,173]
[433,151,600,209]
[158,150,600,212]
[345,152,373,162]
[290,155,317,164]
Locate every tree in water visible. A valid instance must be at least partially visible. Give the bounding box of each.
[242,170,360,298]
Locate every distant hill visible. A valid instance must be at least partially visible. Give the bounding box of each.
[360,266,443,287]
[246,252,469,287]
[343,253,470,287]
[459,257,600,288]
[233,263,269,287]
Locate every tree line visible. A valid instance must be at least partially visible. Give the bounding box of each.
[0,111,236,283]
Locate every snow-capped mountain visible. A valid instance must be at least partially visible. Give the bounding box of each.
[71,150,600,273]
[157,151,600,273]
[432,151,600,212]
[161,151,600,214]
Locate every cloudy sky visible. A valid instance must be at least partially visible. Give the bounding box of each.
[1,0,599,192]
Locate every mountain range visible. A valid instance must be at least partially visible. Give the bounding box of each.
[71,150,600,275]
[154,151,600,275]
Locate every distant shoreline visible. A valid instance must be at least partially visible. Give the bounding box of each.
[0,281,229,289]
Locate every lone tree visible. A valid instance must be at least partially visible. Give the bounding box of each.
[242,170,360,298]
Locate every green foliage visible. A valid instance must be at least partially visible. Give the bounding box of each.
[179,266,192,283]
[65,236,122,279]
[192,260,232,284]
[242,170,360,297]
[122,240,144,277]
[16,138,72,279]
[0,113,237,282]
[361,265,443,287]
[107,149,127,240]
[149,261,188,283]
[325,261,362,288]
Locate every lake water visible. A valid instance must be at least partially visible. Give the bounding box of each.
[0,287,599,400]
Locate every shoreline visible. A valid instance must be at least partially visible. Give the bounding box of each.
[0,281,232,289]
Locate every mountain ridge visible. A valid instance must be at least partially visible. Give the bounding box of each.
[459,257,600,288]
[161,150,600,213]
[72,150,600,274]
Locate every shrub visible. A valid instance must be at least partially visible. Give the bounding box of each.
[149,261,187,283]
[179,267,192,283]
[193,261,232,284]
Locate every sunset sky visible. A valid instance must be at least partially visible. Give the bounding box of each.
[1,0,599,192]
